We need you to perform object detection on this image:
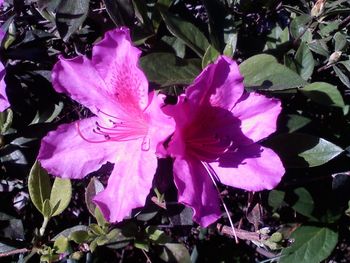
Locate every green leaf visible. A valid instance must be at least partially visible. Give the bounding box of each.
[103,0,135,27]
[334,32,347,51]
[69,230,89,244]
[286,114,311,133]
[134,238,150,251]
[95,206,108,228]
[0,109,13,134]
[50,177,72,217]
[140,53,201,87]
[264,133,344,168]
[53,236,69,253]
[295,42,314,80]
[300,82,345,108]
[28,161,52,214]
[52,225,89,240]
[239,54,307,91]
[333,65,350,89]
[161,36,186,58]
[55,0,90,41]
[202,45,220,68]
[85,177,104,216]
[268,190,285,210]
[308,39,329,57]
[158,6,210,57]
[160,243,191,263]
[146,226,172,245]
[223,33,237,58]
[280,226,338,263]
[292,188,314,218]
[290,14,312,40]
[42,199,52,218]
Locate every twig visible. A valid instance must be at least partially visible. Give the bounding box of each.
[0,248,29,258]
[217,224,270,242]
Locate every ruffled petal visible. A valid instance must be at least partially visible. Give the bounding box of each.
[211,144,285,191]
[186,56,244,110]
[173,157,221,227]
[93,140,157,223]
[92,28,149,111]
[38,117,117,179]
[232,92,281,143]
[0,62,9,112]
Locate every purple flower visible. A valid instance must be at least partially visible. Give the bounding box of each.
[0,28,9,112]
[38,28,175,223]
[163,56,285,227]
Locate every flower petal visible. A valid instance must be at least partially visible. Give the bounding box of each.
[38,117,117,179]
[186,56,244,110]
[92,28,149,111]
[0,62,9,112]
[94,140,157,223]
[173,157,221,227]
[211,144,285,191]
[232,92,281,143]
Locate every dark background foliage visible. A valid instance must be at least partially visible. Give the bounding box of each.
[1,0,350,262]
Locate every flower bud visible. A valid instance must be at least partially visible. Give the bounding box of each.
[311,0,326,17]
[327,51,342,66]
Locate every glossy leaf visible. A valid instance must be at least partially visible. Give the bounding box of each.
[202,45,220,68]
[55,0,90,41]
[103,0,135,27]
[301,82,345,108]
[158,6,210,57]
[160,243,191,263]
[286,114,311,133]
[280,226,338,263]
[140,53,201,87]
[28,161,52,214]
[85,177,104,216]
[265,133,344,168]
[239,54,307,90]
[333,65,350,88]
[295,42,314,80]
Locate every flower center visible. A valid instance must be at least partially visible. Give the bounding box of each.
[76,109,150,151]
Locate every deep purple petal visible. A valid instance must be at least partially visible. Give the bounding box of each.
[186,56,244,110]
[0,62,9,112]
[232,92,281,143]
[211,144,285,191]
[93,140,157,223]
[38,117,117,179]
[173,157,221,227]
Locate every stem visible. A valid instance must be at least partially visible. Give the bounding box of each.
[217,224,270,242]
[0,248,29,258]
[39,217,49,237]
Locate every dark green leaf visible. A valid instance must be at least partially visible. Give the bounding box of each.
[333,65,350,88]
[239,54,307,91]
[295,42,314,80]
[160,243,191,263]
[158,6,210,57]
[308,39,329,57]
[286,114,311,133]
[202,45,220,68]
[69,231,89,244]
[300,82,345,108]
[0,109,13,134]
[290,14,312,40]
[103,0,135,27]
[85,177,104,216]
[55,0,90,41]
[280,226,338,263]
[52,225,89,240]
[140,53,201,87]
[264,133,344,168]
[292,188,314,218]
[28,161,52,214]
[334,32,347,51]
[268,190,285,210]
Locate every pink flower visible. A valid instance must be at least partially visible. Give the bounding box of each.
[38,28,175,223]
[164,56,285,227]
[0,28,10,112]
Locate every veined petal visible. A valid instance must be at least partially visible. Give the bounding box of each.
[186,56,244,110]
[0,62,9,112]
[93,140,157,223]
[232,92,281,143]
[211,144,285,191]
[38,117,117,179]
[92,28,149,111]
[173,157,221,227]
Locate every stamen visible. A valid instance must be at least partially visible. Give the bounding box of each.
[201,161,239,244]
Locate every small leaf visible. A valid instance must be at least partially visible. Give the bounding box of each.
[85,177,104,216]
[280,226,338,263]
[140,53,201,87]
[223,33,237,58]
[50,177,72,217]
[53,236,69,253]
[28,161,52,214]
[146,226,172,245]
[333,65,350,89]
[295,42,314,80]
[69,231,89,244]
[264,133,344,168]
[160,243,191,263]
[239,54,307,91]
[56,0,90,41]
[52,225,89,240]
[301,82,345,108]
[286,114,311,133]
[42,199,52,218]
[158,5,210,57]
[292,188,314,218]
[95,206,108,228]
[134,238,150,251]
[0,109,13,134]
[290,14,312,40]
[202,45,220,68]
[334,32,347,51]
[103,0,135,27]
